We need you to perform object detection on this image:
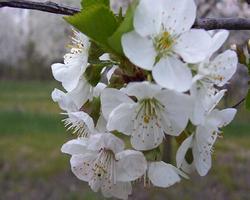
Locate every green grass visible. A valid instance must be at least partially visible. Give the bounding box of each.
[0,80,250,200]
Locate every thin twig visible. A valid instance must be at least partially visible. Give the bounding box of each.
[1,0,250,30]
[232,98,245,108]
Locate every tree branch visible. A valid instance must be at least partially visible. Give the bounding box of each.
[0,0,79,15]
[1,0,250,30]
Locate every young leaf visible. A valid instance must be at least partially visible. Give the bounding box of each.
[65,5,118,52]
[245,89,250,110]
[108,0,139,55]
[81,0,110,9]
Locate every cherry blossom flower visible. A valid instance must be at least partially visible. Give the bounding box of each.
[101,82,191,151]
[51,30,90,92]
[62,133,147,200]
[176,108,237,176]
[122,0,212,92]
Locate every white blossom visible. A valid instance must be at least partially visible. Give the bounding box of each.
[101,82,191,151]
[176,108,237,176]
[52,30,90,92]
[62,133,147,200]
[122,0,212,92]
[190,30,238,125]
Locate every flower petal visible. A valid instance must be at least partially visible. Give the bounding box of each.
[176,135,193,169]
[67,111,95,133]
[70,154,95,182]
[207,50,238,87]
[101,88,133,120]
[116,150,147,182]
[161,0,196,35]
[122,31,156,70]
[133,0,162,37]
[174,29,212,63]
[95,114,108,133]
[107,103,136,135]
[51,88,78,112]
[206,108,237,128]
[152,57,192,92]
[148,161,181,188]
[61,138,89,155]
[156,90,191,136]
[88,133,125,153]
[193,132,212,176]
[190,85,226,125]
[62,78,93,110]
[101,182,132,200]
[207,30,229,58]
[121,81,162,100]
[93,83,106,97]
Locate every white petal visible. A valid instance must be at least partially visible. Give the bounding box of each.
[101,88,133,120]
[174,29,212,63]
[68,111,95,133]
[70,154,95,182]
[121,81,162,100]
[152,57,192,92]
[148,161,181,188]
[208,30,229,58]
[68,78,93,109]
[122,31,156,70]
[156,90,191,136]
[88,133,125,153]
[61,138,89,155]
[93,83,106,97]
[190,84,226,125]
[51,88,78,112]
[116,150,147,182]
[208,50,238,87]
[130,125,164,151]
[101,182,132,200]
[107,103,136,135]
[161,0,196,35]
[206,108,237,128]
[99,53,110,61]
[193,132,212,176]
[176,135,193,169]
[95,114,108,133]
[107,66,118,83]
[134,0,162,36]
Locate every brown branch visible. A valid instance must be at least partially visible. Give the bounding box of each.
[0,0,79,15]
[1,0,250,30]
[194,18,250,30]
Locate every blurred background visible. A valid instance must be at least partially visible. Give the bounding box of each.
[0,0,250,199]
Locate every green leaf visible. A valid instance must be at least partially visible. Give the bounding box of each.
[81,0,110,9]
[108,0,139,55]
[65,5,118,52]
[245,89,250,110]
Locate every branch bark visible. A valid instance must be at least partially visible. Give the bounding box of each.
[0,0,79,15]
[1,0,250,30]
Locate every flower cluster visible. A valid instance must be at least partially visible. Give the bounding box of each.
[51,0,238,199]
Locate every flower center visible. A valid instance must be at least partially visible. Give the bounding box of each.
[88,149,116,191]
[138,98,164,124]
[154,31,174,58]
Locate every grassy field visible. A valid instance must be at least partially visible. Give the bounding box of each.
[0,80,249,200]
